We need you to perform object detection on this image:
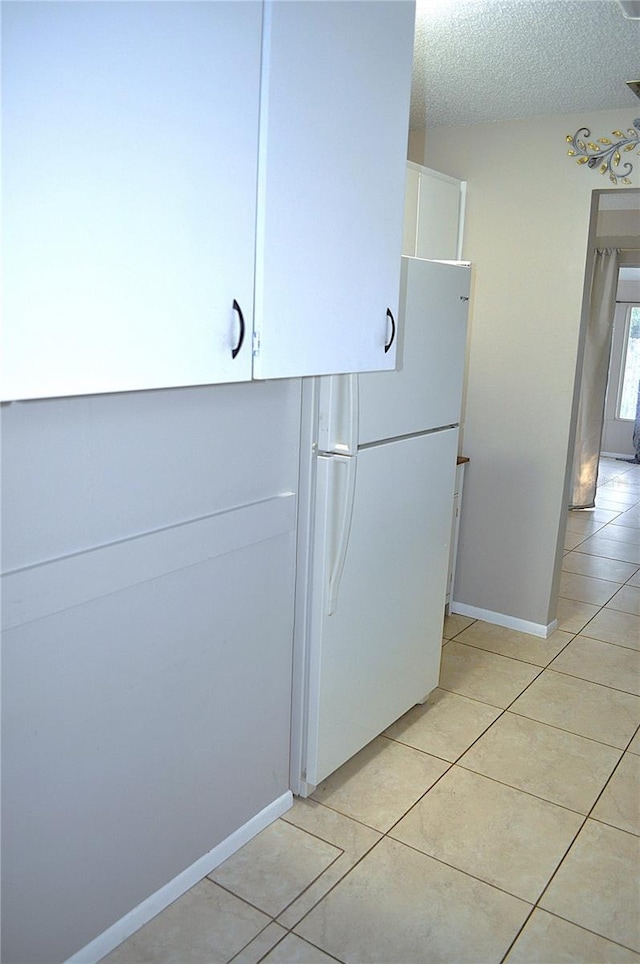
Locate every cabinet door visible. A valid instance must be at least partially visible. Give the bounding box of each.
[253,0,415,380]
[1,1,261,400]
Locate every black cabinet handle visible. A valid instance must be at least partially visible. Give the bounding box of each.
[231,299,245,359]
[384,308,396,354]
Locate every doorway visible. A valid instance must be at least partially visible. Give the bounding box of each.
[569,188,640,508]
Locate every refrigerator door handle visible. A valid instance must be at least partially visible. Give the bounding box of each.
[346,372,359,455]
[326,453,358,615]
[317,373,359,456]
[384,308,396,353]
[231,299,246,359]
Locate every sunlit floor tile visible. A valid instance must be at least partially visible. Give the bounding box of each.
[600,523,640,546]
[576,535,640,565]
[628,569,640,588]
[294,837,531,964]
[509,669,640,748]
[559,570,621,606]
[606,585,640,617]
[561,550,639,583]
[600,475,640,490]
[439,641,541,708]
[551,635,640,694]
[384,687,501,762]
[505,907,640,963]
[442,612,475,639]
[389,766,582,902]
[581,606,640,650]
[282,798,381,859]
[103,880,270,964]
[564,517,606,538]
[564,531,588,551]
[458,712,621,813]
[596,458,626,474]
[261,933,341,963]
[454,621,573,667]
[595,489,640,507]
[310,735,448,832]
[598,472,640,494]
[591,752,640,835]
[617,508,640,528]
[278,799,381,928]
[208,820,341,918]
[629,730,640,754]
[555,596,600,634]
[593,496,635,511]
[578,506,624,523]
[232,923,288,964]
[539,820,640,952]
[604,512,640,529]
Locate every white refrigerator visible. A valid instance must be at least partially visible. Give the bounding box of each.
[291,256,471,795]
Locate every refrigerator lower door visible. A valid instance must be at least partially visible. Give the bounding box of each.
[304,426,459,788]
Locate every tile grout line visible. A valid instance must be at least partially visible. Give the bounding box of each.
[499,475,639,962]
[544,663,639,699]
[499,722,640,963]
[496,477,640,960]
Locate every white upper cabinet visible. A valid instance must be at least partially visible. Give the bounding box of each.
[2,1,261,400]
[254,1,415,379]
[1,1,415,401]
[403,162,466,261]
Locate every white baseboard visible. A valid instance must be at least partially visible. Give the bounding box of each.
[66,791,293,964]
[600,451,636,461]
[450,601,558,639]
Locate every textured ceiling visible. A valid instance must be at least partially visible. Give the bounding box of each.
[411,0,640,129]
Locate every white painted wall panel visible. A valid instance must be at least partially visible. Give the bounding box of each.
[2,528,295,964]
[1,380,301,571]
[1,378,301,963]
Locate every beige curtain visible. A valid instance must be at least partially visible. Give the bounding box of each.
[571,248,620,509]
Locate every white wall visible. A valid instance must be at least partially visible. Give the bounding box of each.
[411,108,639,628]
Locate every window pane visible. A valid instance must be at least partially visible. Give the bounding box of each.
[619,305,640,421]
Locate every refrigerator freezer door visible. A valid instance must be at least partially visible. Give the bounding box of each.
[304,427,458,788]
[357,257,470,445]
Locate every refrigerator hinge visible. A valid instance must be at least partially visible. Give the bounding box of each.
[252,330,261,358]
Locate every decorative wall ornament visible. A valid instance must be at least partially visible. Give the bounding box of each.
[566,119,640,184]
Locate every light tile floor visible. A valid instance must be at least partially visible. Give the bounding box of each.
[105,457,640,963]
